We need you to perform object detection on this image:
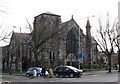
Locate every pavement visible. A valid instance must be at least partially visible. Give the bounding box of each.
[83,70,119,76]
[1,70,119,83]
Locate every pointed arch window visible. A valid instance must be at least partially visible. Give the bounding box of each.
[66,30,78,54]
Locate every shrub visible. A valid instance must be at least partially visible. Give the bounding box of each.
[80,63,100,69]
[91,64,99,69]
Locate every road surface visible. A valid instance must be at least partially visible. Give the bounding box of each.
[1,70,119,83]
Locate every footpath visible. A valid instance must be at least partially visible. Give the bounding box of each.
[83,70,119,76]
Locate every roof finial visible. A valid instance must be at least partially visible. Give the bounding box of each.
[71,15,73,19]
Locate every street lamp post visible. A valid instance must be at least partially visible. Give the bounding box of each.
[13,26,22,74]
[19,27,22,74]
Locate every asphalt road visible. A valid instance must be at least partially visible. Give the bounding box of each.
[1,70,119,83]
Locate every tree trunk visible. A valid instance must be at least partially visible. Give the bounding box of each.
[108,54,111,73]
[34,50,39,66]
[6,56,9,70]
[9,55,13,74]
[2,59,5,70]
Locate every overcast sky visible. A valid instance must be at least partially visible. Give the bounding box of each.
[0,0,119,46]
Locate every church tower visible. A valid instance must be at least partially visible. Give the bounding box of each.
[85,19,91,69]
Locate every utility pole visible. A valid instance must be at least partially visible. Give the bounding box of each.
[13,26,22,74]
[20,27,22,74]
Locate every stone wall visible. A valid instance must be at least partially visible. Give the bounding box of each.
[34,13,62,68]
[34,13,98,68]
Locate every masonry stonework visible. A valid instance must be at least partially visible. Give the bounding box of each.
[2,12,98,70]
[33,12,98,68]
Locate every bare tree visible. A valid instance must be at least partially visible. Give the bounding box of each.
[9,41,20,74]
[0,29,13,42]
[114,35,120,72]
[112,18,120,72]
[96,14,115,73]
[0,2,8,42]
[26,17,61,77]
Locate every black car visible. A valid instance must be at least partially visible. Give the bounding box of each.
[53,66,83,78]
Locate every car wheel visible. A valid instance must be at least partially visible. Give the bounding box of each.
[69,73,74,78]
[55,73,59,77]
[37,74,41,77]
[77,75,81,78]
[26,74,30,77]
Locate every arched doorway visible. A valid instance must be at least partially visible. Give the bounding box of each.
[66,30,78,68]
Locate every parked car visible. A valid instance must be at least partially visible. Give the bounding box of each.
[53,66,83,78]
[26,67,49,77]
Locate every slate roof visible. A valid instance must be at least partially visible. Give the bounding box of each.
[35,11,61,18]
[61,17,84,35]
[10,32,32,45]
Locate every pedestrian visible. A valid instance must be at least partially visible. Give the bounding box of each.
[41,66,46,77]
[29,69,37,79]
[115,64,118,70]
[33,69,37,77]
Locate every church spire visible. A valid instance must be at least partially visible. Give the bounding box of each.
[86,19,91,29]
[85,18,92,69]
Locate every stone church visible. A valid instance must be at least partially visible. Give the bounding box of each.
[2,12,98,71]
[33,12,98,68]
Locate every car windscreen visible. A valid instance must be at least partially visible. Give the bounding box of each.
[66,66,79,71]
[28,67,38,71]
[28,68,34,71]
[37,68,42,72]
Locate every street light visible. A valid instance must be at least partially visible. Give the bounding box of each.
[13,26,22,74]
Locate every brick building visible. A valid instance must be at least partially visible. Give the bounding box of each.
[98,52,118,65]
